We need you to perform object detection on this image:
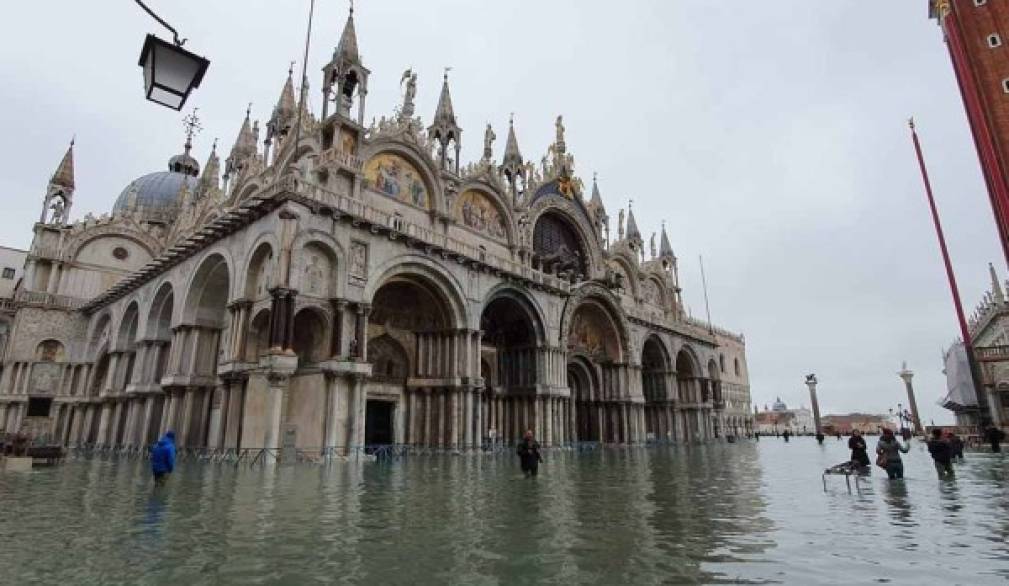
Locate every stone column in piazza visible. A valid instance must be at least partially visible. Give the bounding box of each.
[897,362,924,435]
[805,374,822,435]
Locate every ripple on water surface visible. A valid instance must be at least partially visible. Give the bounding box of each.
[1,440,1008,584]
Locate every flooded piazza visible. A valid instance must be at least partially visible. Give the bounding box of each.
[2,439,1008,585]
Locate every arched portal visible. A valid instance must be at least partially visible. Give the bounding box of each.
[533,211,587,278]
[568,355,600,442]
[173,254,231,449]
[480,290,547,445]
[707,359,721,438]
[292,307,328,366]
[139,283,174,446]
[567,297,636,444]
[642,336,674,442]
[245,309,271,362]
[366,273,463,449]
[676,348,705,442]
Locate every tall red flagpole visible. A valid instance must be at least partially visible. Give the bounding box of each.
[909,118,985,424]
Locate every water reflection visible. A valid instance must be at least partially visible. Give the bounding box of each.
[4,441,1009,583]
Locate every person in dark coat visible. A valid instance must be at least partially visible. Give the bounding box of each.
[948,432,965,462]
[516,430,543,477]
[848,429,870,469]
[782,429,791,442]
[985,426,1005,453]
[927,428,955,479]
[151,431,176,485]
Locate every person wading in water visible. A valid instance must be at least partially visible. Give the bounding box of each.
[927,428,955,480]
[517,430,543,477]
[848,429,870,470]
[876,428,910,480]
[151,431,176,486]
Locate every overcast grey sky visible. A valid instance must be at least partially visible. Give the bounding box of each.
[0,1,1000,424]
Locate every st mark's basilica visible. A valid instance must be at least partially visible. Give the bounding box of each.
[0,9,752,456]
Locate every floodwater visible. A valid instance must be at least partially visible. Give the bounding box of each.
[1,439,1008,585]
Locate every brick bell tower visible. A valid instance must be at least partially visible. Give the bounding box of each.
[931,0,1009,267]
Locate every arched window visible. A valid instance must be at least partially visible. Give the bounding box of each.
[734,358,741,377]
[533,212,586,276]
[719,354,726,373]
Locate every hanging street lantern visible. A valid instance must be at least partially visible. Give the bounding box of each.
[138,34,209,110]
[134,1,209,110]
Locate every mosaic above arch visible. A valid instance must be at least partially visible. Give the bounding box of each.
[363,152,429,209]
[454,189,507,241]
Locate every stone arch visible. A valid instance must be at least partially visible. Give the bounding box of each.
[87,311,113,362]
[35,339,66,362]
[528,197,603,277]
[675,346,701,403]
[243,240,276,301]
[245,308,272,362]
[115,301,141,351]
[369,334,409,382]
[364,255,469,330]
[291,306,328,365]
[608,256,640,299]
[146,282,175,341]
[532,208,591,278]
[481,285,547,346]
[292,234,343,299]
[453,184,516,245]
[560,284,630,364]
[481,287,548,400]
[231,180,263,206]
[360,144,443,214]
[64,226,159,262]
[641,274,667,307]
[642,335,671,401]
[182,253,232,328]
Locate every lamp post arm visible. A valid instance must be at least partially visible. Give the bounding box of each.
[134,0,185,46]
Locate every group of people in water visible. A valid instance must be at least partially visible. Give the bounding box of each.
[846,426,1003,480]
[145,423,1004,485]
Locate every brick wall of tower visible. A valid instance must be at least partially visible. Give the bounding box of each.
[939,0,1009,262]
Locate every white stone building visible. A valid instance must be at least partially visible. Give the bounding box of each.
[0,10,751,454]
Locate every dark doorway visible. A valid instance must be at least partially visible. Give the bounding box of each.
[365,400,394,446]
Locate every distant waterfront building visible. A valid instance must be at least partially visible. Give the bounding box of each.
[753,398,813,435]
[820,413,890,435]
[0,9,751,453]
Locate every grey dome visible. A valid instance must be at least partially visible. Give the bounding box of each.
[113,171,197,214]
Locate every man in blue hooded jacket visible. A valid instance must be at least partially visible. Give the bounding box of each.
[151,431,176,485]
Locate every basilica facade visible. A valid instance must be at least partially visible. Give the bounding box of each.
[0,11,752,456]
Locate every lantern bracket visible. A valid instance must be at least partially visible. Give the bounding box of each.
[134,0,186,46]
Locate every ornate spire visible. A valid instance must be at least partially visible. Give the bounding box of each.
[433,69,457,128]
[226,104,258,179]
[199,139,221,194]
[660,221,675,259]
[589,173,604,209]
[42,138,75,224]
[502,113,522,169]
[336,4,360,64]
[50,138,75,190]
[429,69,462,173]
[626,201,641,242]
[277,65,297,119]
[991,262,1005,304]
